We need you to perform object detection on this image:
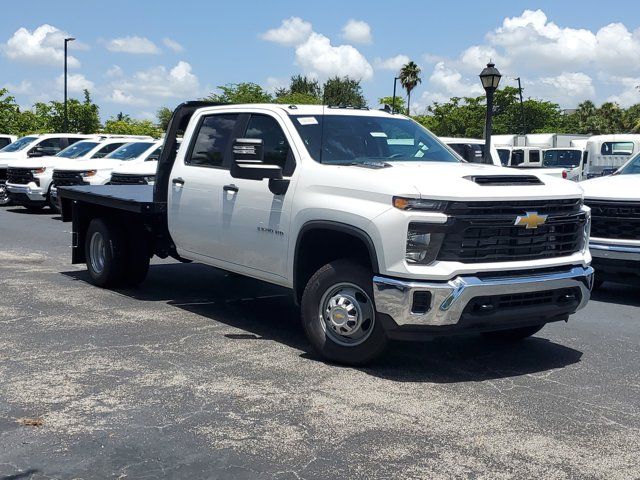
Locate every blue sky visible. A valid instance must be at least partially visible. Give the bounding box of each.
[1,0,639,121]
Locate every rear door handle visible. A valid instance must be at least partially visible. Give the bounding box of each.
[172,177,185,186]
[223,184,239,193]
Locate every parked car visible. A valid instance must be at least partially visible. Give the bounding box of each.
[0,134,17,149]
[6,137,144,210]
[57,102,593,365]
[0,134,94,206]
[50,140,163,203]
[440,137,502,166]
[109,140,180,185]
[583,134,640,179]
[582,152,640,287]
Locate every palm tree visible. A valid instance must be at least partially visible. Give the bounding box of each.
[399,61,422,116]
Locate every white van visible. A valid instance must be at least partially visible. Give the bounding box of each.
[440,137,502,166]
[583,134,640,179]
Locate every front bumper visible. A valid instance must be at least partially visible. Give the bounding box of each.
[589,238,640,283]
[373,265,593,328]
[590,239,640,261]
[6,182,46,201]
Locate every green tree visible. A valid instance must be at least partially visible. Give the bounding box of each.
[31,89,101,133]
[378,96,406,114]
[399,61,422,115]
[289,75,321,98]
[275,92,321,105]
[322,76,367,108]
[0,88,20,134]
[103,116,162,138]
[157,106,173,130]
[206,83,273,103]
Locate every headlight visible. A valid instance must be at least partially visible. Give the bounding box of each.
[405,223,444,265]
[31,167,46,174]
[144,176,156,185]
[582,205,591,252]
[393,196,447,211]
[80,170,97,177]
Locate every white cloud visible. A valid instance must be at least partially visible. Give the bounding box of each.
[459,45,509,71]
[2,24,81,67]
[261,17,312,46]
[106,65,124,78]
[602,74,640,107]
[56,73,95,93]
[106,61,200,107]
[375,54,409,71]
[295,33,373,81]
[3,80,32,94]
[163,37,184,53]
[414,62,484,112]
[265,76,288,94]
[341,19,372,44]
[534,72,595,104]
[106,36,161,54]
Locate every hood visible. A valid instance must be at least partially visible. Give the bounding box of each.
[7,156,64,169]
[111,160,158,176]
[313,162,583,201]
[581,174,639,201]
[54,158,130,172]
[0,151,27,168]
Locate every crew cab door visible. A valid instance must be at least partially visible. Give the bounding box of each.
[168,112,242,257]
[217,111,297,281]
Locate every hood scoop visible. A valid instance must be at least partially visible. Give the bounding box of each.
[465,175,543,186]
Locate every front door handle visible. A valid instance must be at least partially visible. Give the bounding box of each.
[172,177,185,186]
[223,184,239,193]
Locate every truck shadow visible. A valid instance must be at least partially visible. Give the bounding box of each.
[62,262,584,383]
[591,283,640,307]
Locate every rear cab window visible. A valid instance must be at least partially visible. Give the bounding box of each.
[601,142,634,156]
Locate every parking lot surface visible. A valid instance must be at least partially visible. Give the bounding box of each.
[0,205,639,479]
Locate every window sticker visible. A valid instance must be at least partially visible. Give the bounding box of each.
[369,132,388,138]
[297,117,318,125]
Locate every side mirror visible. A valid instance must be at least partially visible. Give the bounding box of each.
[230,138,283,180]
[28,147,44,157]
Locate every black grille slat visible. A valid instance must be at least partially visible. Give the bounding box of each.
[586,200,640,240]
[438,199,584,263]
[467,175,543,186]
[464,288,581,314]
[52,170,87,187]
[110,174,149,185]
[7,168,34,185]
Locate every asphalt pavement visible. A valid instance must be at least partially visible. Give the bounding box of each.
[0,205,639,479]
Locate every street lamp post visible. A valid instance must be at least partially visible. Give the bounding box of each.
[515,76,526,134]
[63,37,75,132]
[479,62,502,164]
[391,76,400,114]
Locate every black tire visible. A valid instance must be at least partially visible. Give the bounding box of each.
[47,185,58,211]
[0,182,11,206]
[301,259,388,365]
[122,230,150,286]
[85,218,128,288]
[482,324,544,342]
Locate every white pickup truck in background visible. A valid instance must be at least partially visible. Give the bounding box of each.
[582,152,640,287]
[440,137,502,166]
[0,134,17,149]
[57,102,593,365]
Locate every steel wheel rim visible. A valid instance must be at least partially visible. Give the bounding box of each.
[318,282,375,347]
[0,183,8,205]
[89,231,106,275]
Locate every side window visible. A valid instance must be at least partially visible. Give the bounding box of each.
[0,138,11,149]
[35,137,64,155]
[66,138,83,147]
[601,141,634,156]
[92,143,126,158]
[529,150,540,163]
[511,149,524,166]
[243,114,292,173]
[146,146,162,161]
[187,114,238,168]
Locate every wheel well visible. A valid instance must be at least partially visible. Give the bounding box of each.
[294,225,378,303]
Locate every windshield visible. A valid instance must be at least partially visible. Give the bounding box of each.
[616,153,640,175]
[0,136,38,153]
[106,142,155,160]
[56,141,99,158]
[543,150,582,168]
[291,115,460,164]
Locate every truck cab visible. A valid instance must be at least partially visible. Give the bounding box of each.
[440,137,502,166]
[58,102,593,365]
[583,134,640,179]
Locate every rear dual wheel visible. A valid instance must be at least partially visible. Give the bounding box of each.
[85,218,150,288]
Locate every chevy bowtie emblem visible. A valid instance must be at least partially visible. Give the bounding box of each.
[514,211,548,229]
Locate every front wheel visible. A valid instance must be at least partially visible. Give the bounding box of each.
[482,324,544,342]
[301,259,388,365]
[0,182,11,206]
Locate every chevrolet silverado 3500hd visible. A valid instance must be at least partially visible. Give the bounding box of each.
[58,102,593,365]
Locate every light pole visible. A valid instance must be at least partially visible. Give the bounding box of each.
[514,76,526,134]
[63,37,75,131]
[391,76,400,114]
[479,62,502,164]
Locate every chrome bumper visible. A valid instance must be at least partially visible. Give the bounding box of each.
[6,182,45,199]
[590,241,640,261]
[373,266,593,327]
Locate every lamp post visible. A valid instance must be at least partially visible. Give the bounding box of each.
[391,76,400,114]
[514,76,526,134]
[479,62,502,164]
[63,37,75,132]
